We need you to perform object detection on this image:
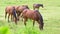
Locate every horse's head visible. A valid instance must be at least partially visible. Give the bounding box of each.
[22,5,29,9]
[39,4,44,8]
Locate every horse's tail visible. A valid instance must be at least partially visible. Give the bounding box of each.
[5,8,7,19]
[39,14,44,30]
[13,7,17,24]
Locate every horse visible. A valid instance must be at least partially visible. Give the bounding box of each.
[5,6,17,24]
[33,4,43,10]
[21,9,44,30]
[16,5,29,21]
[22,5,29,9]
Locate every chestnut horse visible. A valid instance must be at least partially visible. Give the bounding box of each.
[21,9,44,30]
[33,4,43,10]
[5,6,17,24]
[16,5,29,20]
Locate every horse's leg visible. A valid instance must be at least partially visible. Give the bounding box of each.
[13,14,17,25]
[33,20,35,27]
[15,18,17,25]
[11,14,13,21]
[24,18,27,26]
[12,15,17,25]
[5,12,7,19]
[20,13,24,21]
[21,17,24,21]
[8,14,10,22]
[37,8,39,11]
[33,6,35,10]
[17,12,21,21]
[34,7,35,10]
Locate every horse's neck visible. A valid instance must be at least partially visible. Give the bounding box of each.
[23,9,28,12]
[34,10,41,15]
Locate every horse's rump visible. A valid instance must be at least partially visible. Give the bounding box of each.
[5,6,14,14]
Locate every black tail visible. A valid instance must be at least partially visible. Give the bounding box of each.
[13,7,17,24]
[13,7,17,18]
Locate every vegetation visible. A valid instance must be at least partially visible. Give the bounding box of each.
[0,0,60,34]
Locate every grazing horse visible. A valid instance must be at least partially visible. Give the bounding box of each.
[33,4,43,10]
[5,6,17,24]
[21,9,44,30]
[16,5,29,20]
[22,5,29,9]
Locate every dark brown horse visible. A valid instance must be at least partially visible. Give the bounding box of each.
[5,6,17,24]
[33,4,43,10]
[21,9,44,30]
[16,5,29,20]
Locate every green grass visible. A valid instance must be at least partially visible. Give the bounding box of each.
[0,0,60,34]
[0,26,10,34]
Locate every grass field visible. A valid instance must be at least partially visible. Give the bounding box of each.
[0,0,60,34]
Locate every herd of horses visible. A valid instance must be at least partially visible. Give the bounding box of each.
[5,4,44,30]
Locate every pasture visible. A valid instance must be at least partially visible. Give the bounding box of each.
[0,0,60,34]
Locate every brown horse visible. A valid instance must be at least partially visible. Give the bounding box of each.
[5,6,17,24]
[22,5,29,9]
[33,4,43,10]
[21,9,44,30]
[16,5,29,20]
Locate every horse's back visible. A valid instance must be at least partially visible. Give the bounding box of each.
[18,5,28,12]
[22,9,40,20]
